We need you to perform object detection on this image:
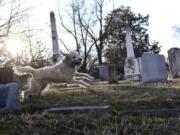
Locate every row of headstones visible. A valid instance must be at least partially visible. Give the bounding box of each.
[1,48,179,112]
[140,47,180,82]
[99,47,180,83]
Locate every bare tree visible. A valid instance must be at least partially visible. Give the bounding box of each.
[81,0,117,65]
[59,0,95,72]
[15,41,51,68]
[58,0,116,71]
[0,0,29,41]
[16,26,51,68]
[0,0,29,66]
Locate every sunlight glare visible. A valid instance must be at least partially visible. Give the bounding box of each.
[6,37,26,56]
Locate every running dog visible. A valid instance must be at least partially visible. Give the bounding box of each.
[13,51,94,100]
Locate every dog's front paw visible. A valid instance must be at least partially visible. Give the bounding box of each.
[21,91,25,101]
[21,91,32,102]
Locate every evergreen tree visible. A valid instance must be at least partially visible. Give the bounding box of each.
[104,6,161,73]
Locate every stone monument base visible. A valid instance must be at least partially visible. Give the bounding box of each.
[124,58,141,80]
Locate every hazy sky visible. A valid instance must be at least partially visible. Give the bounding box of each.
[27,0,180,56]
[120,0,180,56]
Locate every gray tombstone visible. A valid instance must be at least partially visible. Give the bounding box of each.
[98,65,109,80]
[108,64,118,83]
[168,47,180,78]
[0,83,21,112]
[139,52,167,83]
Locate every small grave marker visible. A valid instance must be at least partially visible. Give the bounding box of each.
[98,65,109,80]
[0,83,21,112]
[108,64,118,83]
[46,105,111,113]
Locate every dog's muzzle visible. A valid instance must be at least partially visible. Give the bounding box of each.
[73,58,82,65]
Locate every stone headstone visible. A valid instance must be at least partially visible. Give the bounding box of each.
[124,23,141,80]
[0,83,21,112]
[98,65,109,80]
[139,53,167,83]
[168,47,180,78]
[0,67,14,84]
[0,86,9,108]
[108,64,118,83]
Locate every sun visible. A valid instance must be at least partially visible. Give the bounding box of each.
[6,37,26,56]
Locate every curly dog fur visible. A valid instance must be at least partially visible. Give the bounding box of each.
[13,51,94,99]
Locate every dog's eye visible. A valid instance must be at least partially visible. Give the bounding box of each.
[72,56,76,59]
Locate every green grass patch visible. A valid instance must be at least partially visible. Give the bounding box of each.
[1,81,180,135]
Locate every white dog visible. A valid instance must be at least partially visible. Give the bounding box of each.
[13,51,94,100]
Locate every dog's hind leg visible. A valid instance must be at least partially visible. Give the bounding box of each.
[22,79,47,100]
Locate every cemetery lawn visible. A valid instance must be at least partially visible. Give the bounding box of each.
[1,81,180,135]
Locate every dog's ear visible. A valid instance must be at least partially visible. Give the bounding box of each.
[61,52,67,56]
[61,51,71,61]
[61,51,68,57]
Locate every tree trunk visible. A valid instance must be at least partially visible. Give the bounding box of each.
[79,62,87,73]
[97,49,103,65]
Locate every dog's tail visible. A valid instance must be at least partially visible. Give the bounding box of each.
[13,66,36,76]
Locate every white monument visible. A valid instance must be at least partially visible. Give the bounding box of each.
[124,23,141,80]
[50,11,62,63]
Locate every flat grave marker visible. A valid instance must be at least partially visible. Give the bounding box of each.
[46,105,111,113]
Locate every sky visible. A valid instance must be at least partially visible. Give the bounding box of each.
[13,0,180,57]
[119,0,180,56]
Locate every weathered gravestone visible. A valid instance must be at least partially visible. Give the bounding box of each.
[98,65,109,80]
[0,83,21,112]
[0,67,14,84]
[168,47,180,78]
[108,64,118,83]
[139,52,167,83]
[98,64,118,82]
